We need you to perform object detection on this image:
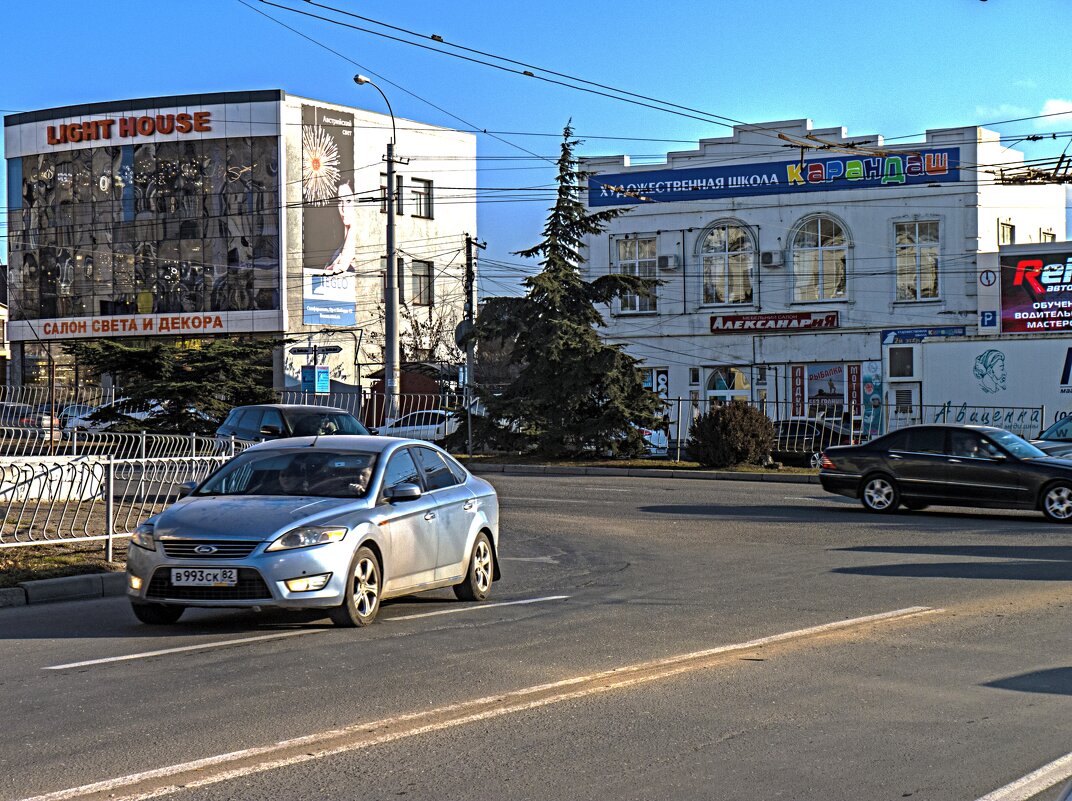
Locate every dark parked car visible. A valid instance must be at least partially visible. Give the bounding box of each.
[773,419,857,467]
[217,404,369,441]
[819,424,1072,522]
[1031,416,1072,458]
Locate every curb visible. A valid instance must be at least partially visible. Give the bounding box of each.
[4,572,127,607]
[468,463,819,484]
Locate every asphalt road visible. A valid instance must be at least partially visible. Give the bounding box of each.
[0,474,1069,801]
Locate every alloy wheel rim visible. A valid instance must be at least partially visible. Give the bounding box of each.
[474,541,492,592]
[865,479,893,510]
[355,557,379,617]
[1045,486,1072,519]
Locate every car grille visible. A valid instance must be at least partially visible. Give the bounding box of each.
[160,540,260,559]
[146,568,272,601]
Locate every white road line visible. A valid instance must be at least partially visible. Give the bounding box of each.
[974,751,1072,801]
[19,605,936,801]
[387,595,568,622]
[43,630,324,671]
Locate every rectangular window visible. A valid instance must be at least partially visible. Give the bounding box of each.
[380,174,403,214]
[998,221,1015,245]
[895,221,940,301]
[411,179,433,218]
[1041,228,1056,243]
[889,347,914,378]
[412,260,434,306]
[689,367,700,386]
[615,237,657,313]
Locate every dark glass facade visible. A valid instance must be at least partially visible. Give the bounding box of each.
[6,136,279,321]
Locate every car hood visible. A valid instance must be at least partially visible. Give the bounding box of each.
[152,495,372,541]
[1026,455,1072,470]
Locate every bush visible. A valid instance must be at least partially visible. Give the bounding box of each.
[686,402,775,468]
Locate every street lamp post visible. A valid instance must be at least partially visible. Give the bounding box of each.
[354,74,400,422]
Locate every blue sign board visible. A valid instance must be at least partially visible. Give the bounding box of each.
[881,326,966,345]
[980,310,998,328]
[589,148,960,206]
[303,274,357,327]
[301,365,331,395]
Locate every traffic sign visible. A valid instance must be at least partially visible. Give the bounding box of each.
[317,345,344,354]
[290,345,344,355]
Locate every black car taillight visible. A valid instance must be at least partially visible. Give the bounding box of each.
[819,453,837,470]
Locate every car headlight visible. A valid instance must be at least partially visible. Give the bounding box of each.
[266,526,347,552]
[131,523,156,551]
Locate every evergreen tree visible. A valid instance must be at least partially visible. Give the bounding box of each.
[64,337,280,434]
[471,124,661,457]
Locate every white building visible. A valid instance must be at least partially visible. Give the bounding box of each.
[4,90,475,389]
[580,119,1066,426]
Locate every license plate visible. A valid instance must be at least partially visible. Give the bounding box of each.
[171,568,238,587]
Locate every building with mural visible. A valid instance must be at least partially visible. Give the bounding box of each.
[579,118,1066,430]
[3,90,475,388]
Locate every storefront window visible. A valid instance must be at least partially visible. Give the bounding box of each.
[7,136,280,322]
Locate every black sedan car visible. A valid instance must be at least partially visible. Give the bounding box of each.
[819,424,1072,522]
[216,404,369,441]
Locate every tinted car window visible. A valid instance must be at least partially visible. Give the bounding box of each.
[949,430,990,458]
[198,448,377,497]
[413,447,459,491]
[904,428,945,454]
[1039,417,1072,441]
[234,409,264,439]
[443,453,469,484]
[384,449,421,490]
[882,431,910,450]
[287,410,368,436]
[989,430,1047,459]
[261,408,285,433]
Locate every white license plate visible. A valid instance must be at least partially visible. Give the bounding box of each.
[171,568,238,587]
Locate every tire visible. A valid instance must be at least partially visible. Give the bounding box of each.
[860,474,900,514]
[1040,482,1072,523]
[903,500,930,511]
[809,452,823,469]
[131,601,185,625]
[329,546,382,627]
[454,532,494,602]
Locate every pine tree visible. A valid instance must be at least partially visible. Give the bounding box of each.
[472,124,661,457]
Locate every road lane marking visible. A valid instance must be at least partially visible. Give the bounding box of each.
[20,605,937,801]
[974,751,1072,801]
[43,630,324,670]
[387,595,568,622]
[43,597,569,671]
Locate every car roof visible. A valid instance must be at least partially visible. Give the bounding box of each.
[889,424,1006,433]
[233,404,352,414]
[245,434,427,455]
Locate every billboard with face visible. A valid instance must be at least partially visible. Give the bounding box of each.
[301,105,357,326]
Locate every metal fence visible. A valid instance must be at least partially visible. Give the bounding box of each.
[0,428,242,459]
[0,456,229,557]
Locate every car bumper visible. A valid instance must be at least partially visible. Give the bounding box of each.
[819,471,860,499]
[126,539,356,609]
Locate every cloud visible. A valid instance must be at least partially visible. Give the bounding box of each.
[1037,98,1072,128]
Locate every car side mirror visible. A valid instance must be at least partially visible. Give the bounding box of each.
[260,424,282,436]
[177,480,198,499]
[385,482,422,502]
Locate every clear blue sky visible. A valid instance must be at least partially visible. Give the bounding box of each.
[2,0,1070,297]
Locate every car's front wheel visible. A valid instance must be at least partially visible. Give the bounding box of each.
[860,474,900,513]
[330,546,382,627]
[130,601,184,625]
[1041,482,1072,523]
[454,532,494,602]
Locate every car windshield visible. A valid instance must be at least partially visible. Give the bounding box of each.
[196,448,378,498]
[285,411,368,436]
[987,430,1047,460]
[1038,417,1072,441]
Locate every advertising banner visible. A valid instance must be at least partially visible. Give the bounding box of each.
[847,363,862,415]
[880,326,966,344]
[589,148,959,206]
[1000,251,1072,333]
[791,365,805,416]
[710,311,839,334]
[806,363,846,408]
[861,361,884,436]
[301,105,357,326]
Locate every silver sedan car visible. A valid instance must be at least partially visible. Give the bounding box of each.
[126,436,499,627]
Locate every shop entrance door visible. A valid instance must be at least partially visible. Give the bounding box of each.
[705,366,751,409]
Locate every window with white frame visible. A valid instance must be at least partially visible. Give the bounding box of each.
[615,237,657,312]
[701,223,754,304]
[412,260,434,306]
[1041,228,1056,243]
[895,220,940,301]
[999,221,1015,245]
[792,216,847,302]
[411,179,433,218]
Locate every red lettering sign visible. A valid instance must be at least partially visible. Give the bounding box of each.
[44,112,213,146]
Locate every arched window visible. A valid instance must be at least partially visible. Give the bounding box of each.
[792,216,848,302]
[701,223,753,305]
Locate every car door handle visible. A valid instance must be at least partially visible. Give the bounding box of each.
[463,500,476,511]
[424,511,437,521]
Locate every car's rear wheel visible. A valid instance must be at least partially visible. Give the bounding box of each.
[454,532,494,602]
[1041,482,1072,523]
[330,546,381,627]
[130,601,184,625]
[860,474,900,513]
[809,452,823,469]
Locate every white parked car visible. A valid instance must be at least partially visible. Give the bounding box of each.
[372,410,459,443]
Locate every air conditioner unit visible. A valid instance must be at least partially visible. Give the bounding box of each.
[656,254,680,271]
[760,250,784,268]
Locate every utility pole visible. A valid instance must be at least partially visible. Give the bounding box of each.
[464,234,486,457]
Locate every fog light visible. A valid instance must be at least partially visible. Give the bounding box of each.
[129,575,143,590]
[284,573,331,592]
